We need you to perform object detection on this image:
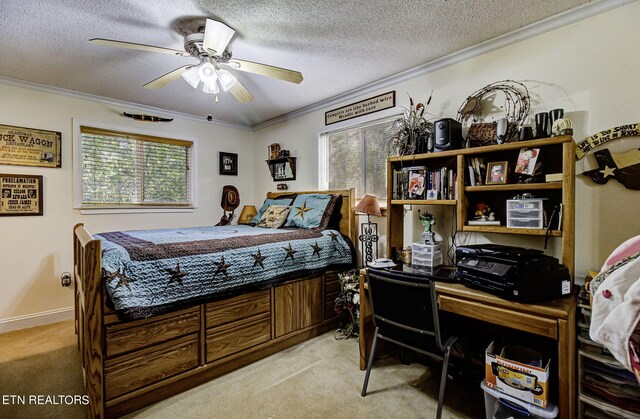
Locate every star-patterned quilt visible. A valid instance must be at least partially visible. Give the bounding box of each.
[96,225,355,319]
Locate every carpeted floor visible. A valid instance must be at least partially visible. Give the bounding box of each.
[0,321,485,418]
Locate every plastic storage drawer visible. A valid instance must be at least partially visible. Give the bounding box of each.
[411,243,443,268]
[481,381,557,419]
[506,199,544,229]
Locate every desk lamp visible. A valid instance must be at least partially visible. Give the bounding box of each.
[355,195,382,266]
[238,205,258,224]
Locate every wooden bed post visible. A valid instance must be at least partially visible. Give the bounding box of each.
[74,224,105,418]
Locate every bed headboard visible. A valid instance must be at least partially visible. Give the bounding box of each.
[266,188,356,243]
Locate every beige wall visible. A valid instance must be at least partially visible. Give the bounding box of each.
[253,2,640,278]
[0,82,255,329]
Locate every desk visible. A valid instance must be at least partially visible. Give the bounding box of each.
[358,271,576,419]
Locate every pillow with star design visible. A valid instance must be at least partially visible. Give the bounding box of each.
[284,193,338,229]
[256,204,292,228]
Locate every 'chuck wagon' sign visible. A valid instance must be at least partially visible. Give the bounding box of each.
[0,124,61,168]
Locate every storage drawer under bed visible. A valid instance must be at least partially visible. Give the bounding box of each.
[104,334,199,400]
[105,306,200,359]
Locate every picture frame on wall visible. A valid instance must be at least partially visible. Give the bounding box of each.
[0,174,43,216]
[219,152,238,176]
[0,124,62,168]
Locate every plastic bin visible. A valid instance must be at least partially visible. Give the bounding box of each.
[481,381,558,419]
[411,242,442,268]
[506,199,544,229]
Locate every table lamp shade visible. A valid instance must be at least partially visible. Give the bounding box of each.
[355,195,382,217]
[238,205,258,224]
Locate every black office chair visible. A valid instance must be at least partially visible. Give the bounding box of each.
[361,268,458,419]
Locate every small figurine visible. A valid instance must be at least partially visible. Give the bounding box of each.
[418,209,437,244]
[474,203,495,221]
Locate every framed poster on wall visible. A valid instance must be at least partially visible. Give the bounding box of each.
[0,124,61,168]
[0,174,43,216]
[219,152,238,176]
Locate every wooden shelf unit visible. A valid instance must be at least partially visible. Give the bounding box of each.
[381,135,577,418]
[386,135,575,281]
[266,156,297,181]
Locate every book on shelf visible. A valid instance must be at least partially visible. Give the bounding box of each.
[392,165,457,200]
[467,157,486,186]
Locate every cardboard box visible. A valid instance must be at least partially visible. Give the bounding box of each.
[485,341,550,408]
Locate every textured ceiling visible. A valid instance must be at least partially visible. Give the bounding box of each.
[0,0,592,128]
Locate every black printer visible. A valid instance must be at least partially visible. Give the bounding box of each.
[455,244,570,303]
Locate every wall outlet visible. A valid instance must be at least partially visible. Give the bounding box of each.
[60,272,72,287]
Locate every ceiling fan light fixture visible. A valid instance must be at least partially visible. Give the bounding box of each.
[202,81,220,94]
[203,19,235,56]
[217,69,237,91]
[181,66,200,88]
[197,61,218,84]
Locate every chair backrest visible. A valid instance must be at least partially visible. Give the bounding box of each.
[367,268,445,352]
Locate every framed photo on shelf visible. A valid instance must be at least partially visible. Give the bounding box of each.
[486,161,508,185]
[219,152,238,176]
[515,147,540,175]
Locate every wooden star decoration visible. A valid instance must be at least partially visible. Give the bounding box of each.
[251,249,267,269]
[283,243,297,261]
[214,256,231,279]
[311,241,322,257]
[165,262,188,286]
[327,231,339,242]
[294,200,313,219]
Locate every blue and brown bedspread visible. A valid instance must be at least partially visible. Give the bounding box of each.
[96,225,355,319]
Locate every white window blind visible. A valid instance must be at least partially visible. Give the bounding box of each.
[320,116,397,200]
[80,126,192,207]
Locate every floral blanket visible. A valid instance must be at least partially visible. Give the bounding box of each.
[96,225,355,319]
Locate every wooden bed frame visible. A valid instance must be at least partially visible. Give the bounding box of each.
[73,189,356,418]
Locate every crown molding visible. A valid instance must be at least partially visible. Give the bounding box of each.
[0,75,253,131]
[253,0,635,131]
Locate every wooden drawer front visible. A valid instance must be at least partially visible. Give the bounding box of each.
[105,334,198,400]
[206,290,270,329]
[275,277,323,337]
[206,314,271,362]
[300,277,323,329]
[324,273,341,295]
[106,307,199,358]
[438,295,558,339]
[325,291,340,319]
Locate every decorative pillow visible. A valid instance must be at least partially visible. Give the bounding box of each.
[256,205,291,229]
[251,194,297,224]
[284,194,337,229]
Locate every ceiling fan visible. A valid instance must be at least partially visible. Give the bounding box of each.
[90,18,303,103]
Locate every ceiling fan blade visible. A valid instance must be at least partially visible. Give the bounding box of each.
[229,80,254,103]
[143,65,192,89]
[227,59,303,84]
[89,38,190,57]
[202,19,235,56]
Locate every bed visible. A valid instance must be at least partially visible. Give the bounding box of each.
[73,189,356,418]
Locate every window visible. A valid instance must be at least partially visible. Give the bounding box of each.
[77,125,193,210]
[319,115,397,201]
